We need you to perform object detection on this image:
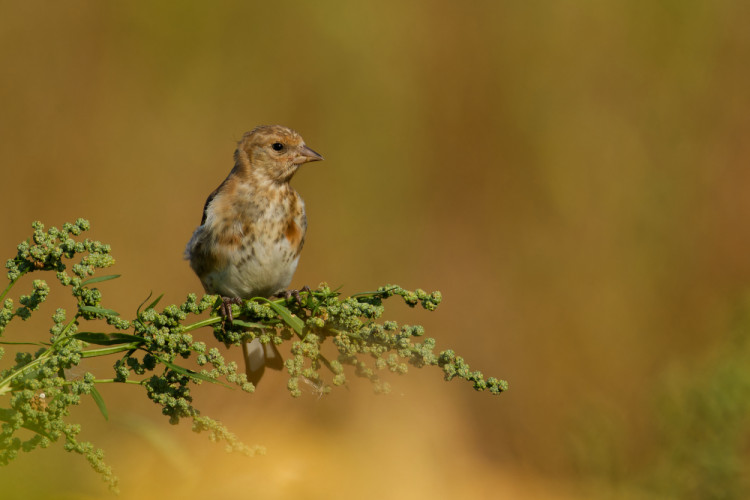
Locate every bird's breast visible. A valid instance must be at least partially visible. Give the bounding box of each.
[195,187,306,299]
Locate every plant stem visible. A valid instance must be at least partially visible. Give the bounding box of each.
[0,315,85,393]
[0,278,18,305]
[62,378,143,386]
[0,350,53,396]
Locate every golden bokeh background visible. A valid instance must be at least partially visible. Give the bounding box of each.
[2,1,750,498]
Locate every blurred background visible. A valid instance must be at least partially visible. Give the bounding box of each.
[2,1,750,498]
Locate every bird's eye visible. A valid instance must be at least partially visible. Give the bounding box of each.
[271,142,285,152]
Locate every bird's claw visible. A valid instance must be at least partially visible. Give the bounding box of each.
[277,285,311,305]
[219,296,244,325]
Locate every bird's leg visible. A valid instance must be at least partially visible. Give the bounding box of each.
[219,296,244,325]
[291,285,311,304]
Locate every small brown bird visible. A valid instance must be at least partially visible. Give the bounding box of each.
[184,125,323,385]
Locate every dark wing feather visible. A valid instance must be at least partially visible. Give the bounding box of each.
[200,185,221,225]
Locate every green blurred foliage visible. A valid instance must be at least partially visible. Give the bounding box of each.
[1,0,750,498]
[647,298,750,500]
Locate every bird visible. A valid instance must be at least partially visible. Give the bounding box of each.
[184,125,323,386]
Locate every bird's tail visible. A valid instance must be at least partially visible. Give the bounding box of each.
[242,338,284,386]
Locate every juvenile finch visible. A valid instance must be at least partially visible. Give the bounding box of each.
[184,125,323,385]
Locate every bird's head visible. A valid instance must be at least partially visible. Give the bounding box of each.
[235,125,323,183]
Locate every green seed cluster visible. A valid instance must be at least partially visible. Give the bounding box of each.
[116,292,255,454]
[1,220,119,490]
[1,220,507,491]
[222,283,508,398]
[192,415,265,456]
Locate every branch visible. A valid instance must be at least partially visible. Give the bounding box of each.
[0,219,508,492]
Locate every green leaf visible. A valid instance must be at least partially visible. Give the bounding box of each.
[145,293,164,311]
[80,274,121,286]
[136,291,154,316]
[160,359,233,389]
[231,319,268,329]
[259,298,304,335]
[80,305,120,316]
[0,341,45,346]
[80,344,142,358]
[135,292,164,319]
[72,332,145,346]
[90,386,109,421]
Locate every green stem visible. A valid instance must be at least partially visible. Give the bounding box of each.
[0,315,89,394]
[62,378,143,386]
[0,335,141,396]
[47,315,81,350]
[0,277,19,305]
[2,340,143,395]
[0,339,59,395]
[249,295,304,305]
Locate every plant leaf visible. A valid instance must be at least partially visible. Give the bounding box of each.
[160,359,233,389]
[80,305,120,316]
[80,274,121,286]
[145,293,164,311]
[90,386,109,421]
[136,291,154,316]
[80,344,142,358]
[260,299,304,335]
[72,332,145,346]
[231,319,268,329]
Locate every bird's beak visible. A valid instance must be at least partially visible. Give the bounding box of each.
[294,145,324,165]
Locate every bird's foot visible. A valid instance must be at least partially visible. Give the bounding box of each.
[276,285,311,305]
[219,296,244,325]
